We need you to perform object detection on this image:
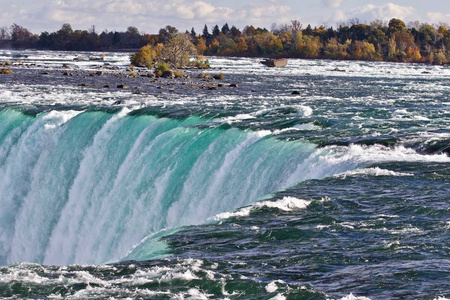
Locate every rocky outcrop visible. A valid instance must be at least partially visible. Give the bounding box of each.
[260,58,288,67]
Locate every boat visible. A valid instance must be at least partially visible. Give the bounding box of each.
[260,58,288,67]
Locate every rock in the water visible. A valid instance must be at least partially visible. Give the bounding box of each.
[260,58,288,67]
[213,73,224,80]
[229,83,238,88]
[197,73,211,79]
[117,84,129,89]
[161,70,175,79]
[292,91,300,95]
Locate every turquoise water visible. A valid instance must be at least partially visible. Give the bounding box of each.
[0,52,449,299]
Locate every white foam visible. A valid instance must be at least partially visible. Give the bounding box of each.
[340,293,372,300]
[270,294,287,300]
[211,197,311,221]
[338,167,414,178]
[265,280,286,293]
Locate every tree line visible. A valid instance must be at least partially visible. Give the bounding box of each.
[1,18,450,64]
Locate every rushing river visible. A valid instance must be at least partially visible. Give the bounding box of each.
[0,50,449,299]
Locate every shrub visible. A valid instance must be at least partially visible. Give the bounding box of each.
[174,70,186,78]
[156,62,171,73]
[191,56,210,69]
[130,44,162,68]
[0,68,13,74]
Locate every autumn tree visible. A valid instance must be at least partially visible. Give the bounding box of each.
[236,37,248,53]
[162,33,197,68]
[392,31,415,57]
[350,41,380,61]
[388,37,397,61]
[10,24,34,48]
[130,43,163,68]
[0,26,10,40]
[159,25,178,43]
[290,20,302,33]
[295,31,320,58]
[324,38,348,59]
[208,39,220,54]
[196,37,207,55]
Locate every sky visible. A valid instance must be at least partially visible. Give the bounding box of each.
[0,0,449,34]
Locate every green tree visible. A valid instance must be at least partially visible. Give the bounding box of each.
[221,23,230,35]
[202,25,211,40]
[212,25,220,36]
[388,18,406,35]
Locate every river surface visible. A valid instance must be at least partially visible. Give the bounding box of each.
[0,50,449,299]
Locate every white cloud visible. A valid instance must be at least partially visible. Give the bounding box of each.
[329,2,417,24]
[1,0,296,33]
[427,12,450,26]
[322,0,344,9]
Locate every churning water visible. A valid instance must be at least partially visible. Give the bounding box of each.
[0,50,449,299]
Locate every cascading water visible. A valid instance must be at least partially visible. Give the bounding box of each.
[0,108,367,266]
[1,108,449,267]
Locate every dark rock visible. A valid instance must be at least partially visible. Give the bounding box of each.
[113,100,124,105]
[332,67,345,72]
[208,86,218,90]
[292,91,300,95]
[260,58,288,67]
[62,71,73,76]
[218,83,225,88]
[197,73,210,79]
[117,84,129,89]
[96,71,104,76]
[229,83,238,88]
[213,73,224,80]
[161,70,175,79]
[79,83,89,87]
[103,84,112,88]
[39,72,51,75]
